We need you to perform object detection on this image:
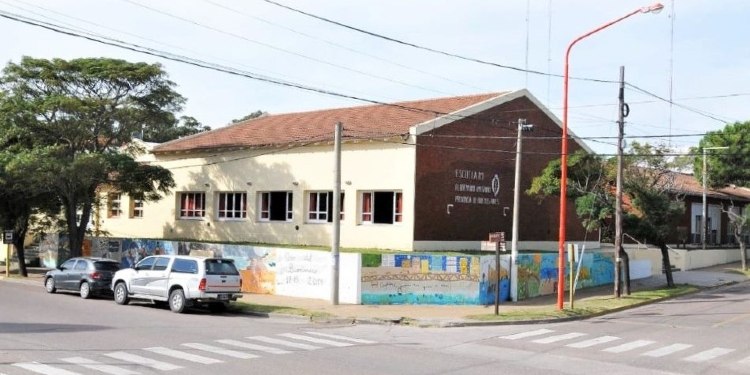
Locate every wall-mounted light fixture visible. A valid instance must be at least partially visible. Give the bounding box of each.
[292,181,299,186]
[344,180,352,185]
[246,181,253,186]
[204,183,210,188]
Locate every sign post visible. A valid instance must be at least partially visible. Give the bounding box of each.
[3,230,13,277]
[482,232,506,315]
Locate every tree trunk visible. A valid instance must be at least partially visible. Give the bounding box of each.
[659,243,675,287]
[741,242,747,272]
[620,246,631,295]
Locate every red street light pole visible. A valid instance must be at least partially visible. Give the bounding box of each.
[557,3,664,310]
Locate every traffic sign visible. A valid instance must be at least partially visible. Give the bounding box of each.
[2,230,12,244]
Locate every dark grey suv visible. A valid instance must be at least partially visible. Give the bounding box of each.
[44,257,121,299]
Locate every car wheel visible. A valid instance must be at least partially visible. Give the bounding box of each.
[79,281,91,299]
[114,282,130,305]
[44,277,56,293]
[169,289,187,313]
[208,302,227,313]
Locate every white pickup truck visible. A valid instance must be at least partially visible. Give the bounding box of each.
[111,255,242,313]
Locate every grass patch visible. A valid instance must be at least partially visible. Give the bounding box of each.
[466,284,698,321]
[725,268,750,277]
[231,301,332,319]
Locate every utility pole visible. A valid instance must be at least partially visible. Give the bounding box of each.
[614,66,627,298]
[511,118,533,302]
[331,122,342,305]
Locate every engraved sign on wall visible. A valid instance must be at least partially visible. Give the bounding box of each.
[453,168,501,205]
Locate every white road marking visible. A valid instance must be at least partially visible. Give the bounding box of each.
[278,333,353,347]
[247,336,321,350]
[602,340,656,353]
[104,351,182,371]
[683,347,735,362]
[499,329,554,340]
[144,346,223,364]
[182,343,258,359]
[736,355,750,365]
[642,344,693,358]
[532,332,587,344]
[12,362,81,375]
[61,357,138,375]
[216,339,291,354]
[305,332,377,344]
[566,336,621,348]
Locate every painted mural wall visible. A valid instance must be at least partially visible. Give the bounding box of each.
[86,237,614,305]
[360,253,511,305]
[89,238,361,303]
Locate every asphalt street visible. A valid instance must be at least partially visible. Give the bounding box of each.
[1,279,749,374]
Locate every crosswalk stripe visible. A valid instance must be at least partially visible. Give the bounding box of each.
[144,347,223,364]
[305,332,377,344]
[182,343,258,359]
[278,333,353,347]
[499,329,554,340]
[737,355,750,365]
[61,357,138,375]
[566,336,621,348]
[247,336,321,350]
[104,351,182,371]
[683,347,735,362]
[216,339,291,354]
[602,340,655,353]
[642,344,693,358]
[532,332,587,344]
[12,362,82,375]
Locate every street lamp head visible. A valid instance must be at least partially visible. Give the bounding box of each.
[640,3,664,14]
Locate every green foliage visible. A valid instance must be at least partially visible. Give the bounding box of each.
[144,115,210,143]
[231,110,266,124]
[694,121,750,187]
[0,57,184,257]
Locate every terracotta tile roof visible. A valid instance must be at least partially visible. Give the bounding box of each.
[668,171,750,201]
[153,92,505,153]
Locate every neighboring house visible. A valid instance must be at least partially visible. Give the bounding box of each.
[93,90,595,251]
[666,171,750,246]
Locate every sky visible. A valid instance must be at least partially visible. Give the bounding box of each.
[0,0,747,156]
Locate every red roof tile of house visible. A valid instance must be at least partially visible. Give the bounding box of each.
[153,92,505,153]
[668,171,750,201]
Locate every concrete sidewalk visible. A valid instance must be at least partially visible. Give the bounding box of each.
[3,262,747,327]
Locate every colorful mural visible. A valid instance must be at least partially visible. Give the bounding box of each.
[86,237,614,305]
[361,254,511,305]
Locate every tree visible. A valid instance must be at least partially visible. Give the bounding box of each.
[231,110,266,124]
[527,149,616,238]
[0,57,180,260]
[144,115,210,143]
[694,121,750,186]
[622,142,684,288]
[528,143,682,288]
[723,203,750,271]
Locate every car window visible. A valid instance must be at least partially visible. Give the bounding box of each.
[94,261,120,272]
[59,259,76,270]
[171,259,198,274]
[153,257,170,271]
[205,259,239,276]
[135,257,156,271]
[73,260,88,271]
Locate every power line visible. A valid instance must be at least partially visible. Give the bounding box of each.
[119,0,453,96]
[199,0,486,92]
[260,0,617,84]
[625,83,731,124]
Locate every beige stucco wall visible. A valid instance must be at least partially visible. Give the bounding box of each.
[96,142,417,250]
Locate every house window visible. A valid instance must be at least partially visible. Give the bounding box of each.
[308,191,345,223]
[108,193,122,218]
[179,192,205,218]
[217,192,247,219]
[360,191,403,224]
[130,195,144,218]
[259,191,293,222]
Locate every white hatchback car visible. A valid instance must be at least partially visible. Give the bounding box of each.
[111,255,242,313]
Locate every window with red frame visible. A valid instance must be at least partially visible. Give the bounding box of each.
[360,191,402,224]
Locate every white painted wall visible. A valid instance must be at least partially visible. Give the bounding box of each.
[96,142,417,250]
[273,249,360,303]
